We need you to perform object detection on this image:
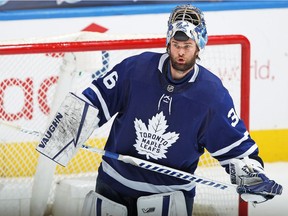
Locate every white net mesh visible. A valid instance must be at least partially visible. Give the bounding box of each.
[0,33,249,216]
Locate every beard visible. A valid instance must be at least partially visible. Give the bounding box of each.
[170,55,197,73]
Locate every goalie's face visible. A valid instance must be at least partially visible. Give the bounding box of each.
[169,37,199,80]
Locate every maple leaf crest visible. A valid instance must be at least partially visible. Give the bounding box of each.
[133,112,179,160]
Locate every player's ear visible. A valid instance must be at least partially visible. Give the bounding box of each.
[196,48,200,60]
[166,44,171,55]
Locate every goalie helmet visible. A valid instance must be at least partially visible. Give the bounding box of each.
[166,5,208,51]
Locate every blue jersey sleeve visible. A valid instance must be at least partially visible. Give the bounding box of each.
[81,56,134,126]
[201,90,259,167]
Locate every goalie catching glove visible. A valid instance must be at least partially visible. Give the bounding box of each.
[229,158,282,204]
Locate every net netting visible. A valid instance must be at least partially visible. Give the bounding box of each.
[0,32,250,216]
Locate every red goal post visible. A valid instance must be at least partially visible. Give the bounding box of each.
[0,34,250,216]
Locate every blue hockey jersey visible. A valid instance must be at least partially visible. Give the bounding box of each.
[82,52,259,198]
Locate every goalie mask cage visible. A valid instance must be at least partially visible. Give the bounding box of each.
[0,34,250,216]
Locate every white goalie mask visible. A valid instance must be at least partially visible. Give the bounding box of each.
[166,5,208,51]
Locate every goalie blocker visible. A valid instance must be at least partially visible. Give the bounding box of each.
[36,92,100,166]
[229,157,283,204]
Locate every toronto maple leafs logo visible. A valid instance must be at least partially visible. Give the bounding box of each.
[134,112,179,160]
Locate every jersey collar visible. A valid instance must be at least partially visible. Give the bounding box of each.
[158,53,199,83]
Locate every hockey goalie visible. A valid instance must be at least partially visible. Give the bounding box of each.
[37,3,282,216]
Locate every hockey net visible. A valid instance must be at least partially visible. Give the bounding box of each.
[0,33,250,216]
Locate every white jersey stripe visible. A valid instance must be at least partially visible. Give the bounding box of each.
[219,144,258,166]
[188,64,199,83]
[102,160,196,193]
[158,53,169,72]
[89,84,111,121]
[210,131,249,157]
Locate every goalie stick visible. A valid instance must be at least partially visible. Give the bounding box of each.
[0,120,237,192]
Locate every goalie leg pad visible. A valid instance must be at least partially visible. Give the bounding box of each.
[137,191,188,216]
[36,92,100,166]
[81,190,128,216]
